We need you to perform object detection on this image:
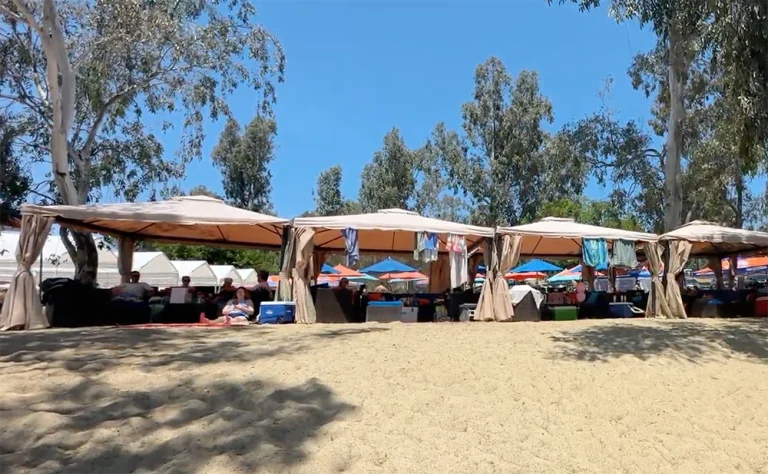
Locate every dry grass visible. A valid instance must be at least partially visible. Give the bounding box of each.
[1,318,767,474]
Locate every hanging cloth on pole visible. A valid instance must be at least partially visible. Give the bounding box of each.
[609,239,637,268]
[413,231,438,263]
[342,228,359,267]
[448,234,468,289]
[582,238,609,268]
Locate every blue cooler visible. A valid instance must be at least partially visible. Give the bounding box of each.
[609,302,636,318]
[259,301,296,324]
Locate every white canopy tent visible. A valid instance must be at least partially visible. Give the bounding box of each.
[127,252,178,287]
[210,264,242,286]
[497,217,658,257]
[171,260,218,287]
[236,268,259,285]
[1,230,119,286]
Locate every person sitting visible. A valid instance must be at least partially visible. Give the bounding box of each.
[214,277,236,309]
[373,283,389,293]
[256,270,272,292]
[112,271,154,302]
[203,287,254,324]
[335,277,350,291]
[179,275,196,303]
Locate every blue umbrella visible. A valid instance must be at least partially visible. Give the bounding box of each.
[321,263,340,274]
[511,259,563,273]
[360,257,416,274]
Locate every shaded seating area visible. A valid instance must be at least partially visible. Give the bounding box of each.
[284,208,494,324]
[659,221,768,319]
[1,196,288,330]
[491,217,659,321]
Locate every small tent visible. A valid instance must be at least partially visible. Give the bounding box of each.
[171,260,218,287]
[236,268,259,285]
[210,265,242,286]
[129,252,178,287]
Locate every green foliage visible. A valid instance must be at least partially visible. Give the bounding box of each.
[433,58,586,226]
[537,197,642,231]
[1,0,284,204]
[211,115,276,213]
[358,128,417,212]
[0,115,32,206]
[357,128,448,216]
[313,166,347,216]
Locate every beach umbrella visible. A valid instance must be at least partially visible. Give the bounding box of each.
[511,259,562,273]
[506,271,546,281]
[321,263,340,274]
[360,257,416,274]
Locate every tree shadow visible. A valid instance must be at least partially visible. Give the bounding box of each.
[0,375,355,473]
[0,324,390,376]
[549,319,768,363]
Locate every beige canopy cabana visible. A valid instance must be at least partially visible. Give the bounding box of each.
[658,221,768,319]
[497,217,658,257]
[489,217,659,321]
[288,209,494,323]
[22,196,287,248]
[293,209,493,253]
[3,196,288,331]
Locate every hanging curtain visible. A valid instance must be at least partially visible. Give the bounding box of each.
[1,215,54,331]
[728,255,738,289]
[117,237,135,284]
[276,226,295,301]
[291,227,317,324]
[707,257,724,289]
[665,240,693,319]
[493,235,522,322]
[645,242,670,318]
[427,253,450,294]
[312,250,329,281]
[474,238,495,322]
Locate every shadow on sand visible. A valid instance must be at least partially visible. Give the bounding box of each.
[0,325,390,375]
[0,325,384,473]
[549,319,768,363]
[0,375,354,474]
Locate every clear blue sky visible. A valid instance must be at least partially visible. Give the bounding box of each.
[148,1,761,217]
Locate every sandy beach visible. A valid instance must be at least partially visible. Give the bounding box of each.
[1,319,767,474]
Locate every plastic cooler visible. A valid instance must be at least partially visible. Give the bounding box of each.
[258,301,296,324]
[757,296,768,317]
[609,302,635,318]
[551,305,578,321]
[366,301,403,323]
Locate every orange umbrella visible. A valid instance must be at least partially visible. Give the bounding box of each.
[505,271,546,281]
[378,271,429,280]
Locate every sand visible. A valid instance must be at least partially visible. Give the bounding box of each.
[1,318,767,474]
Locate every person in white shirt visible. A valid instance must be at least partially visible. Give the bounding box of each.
[113,271,154,302]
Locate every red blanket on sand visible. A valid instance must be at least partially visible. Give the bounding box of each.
[120,322,249,329]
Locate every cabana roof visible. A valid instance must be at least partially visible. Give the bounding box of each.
[497,217,658,257]
[659,220,768,256]
[292,208,493,253]
[22,196,288,248]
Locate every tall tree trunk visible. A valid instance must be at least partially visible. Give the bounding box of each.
[40,0,99,285]
[664,27,687,233]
